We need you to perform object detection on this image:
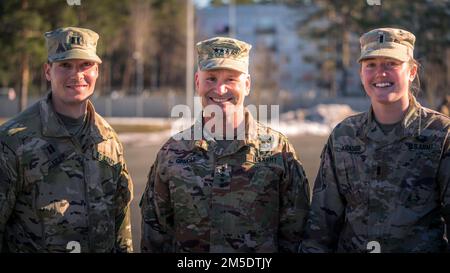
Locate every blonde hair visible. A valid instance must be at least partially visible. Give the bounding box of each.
[408,58,421,97]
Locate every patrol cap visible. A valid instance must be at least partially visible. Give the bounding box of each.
[196,36,251,74]
[358,28,415,62]
[45,27,102,63]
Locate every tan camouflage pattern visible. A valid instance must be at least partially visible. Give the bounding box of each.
[196,36,251,74]
[0,94,133,252]
[358,27,415,62]
[45,27,102,63]
[140,111,310,253]
[299,96,450,253]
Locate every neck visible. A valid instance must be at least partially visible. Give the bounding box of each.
[372,97,410,124]
[52,100,88,119]
[203,107,245,140]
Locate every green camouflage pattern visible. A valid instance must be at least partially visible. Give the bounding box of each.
[299,96,450,253]
[0,94,133,252]
[140,111,310,253]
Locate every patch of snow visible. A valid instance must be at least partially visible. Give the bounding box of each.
[118,104,358,145]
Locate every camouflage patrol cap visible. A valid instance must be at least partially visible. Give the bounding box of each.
[45,27,102,63]
[358,28,415,62]
[196,36,252,74]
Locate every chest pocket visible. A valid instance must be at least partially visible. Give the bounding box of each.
[84,142,122,244]
[167,154,211,223]
[397,141,442,210]
[92,140,122,196]
[333,144,367,207]
[22,145,52,186]
[236,150,284,220]
[29,146,89,249]
[245,152,284,187]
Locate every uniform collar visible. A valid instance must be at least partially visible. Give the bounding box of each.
[363,95,422,143]
[190,109,260,154]
[40,92,112,142]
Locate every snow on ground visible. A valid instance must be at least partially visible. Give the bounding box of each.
[118,104,358,146]
[105,117,170,126]
[117,131,172,147]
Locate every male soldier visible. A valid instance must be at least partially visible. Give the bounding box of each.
[0,27,133,252]
[140,37,310,253]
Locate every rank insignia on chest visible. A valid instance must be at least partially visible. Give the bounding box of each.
[258,134,274,152]
[215,163,231,177]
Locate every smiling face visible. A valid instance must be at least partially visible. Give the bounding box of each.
[44,59,99,111]
[195,68,250,114]
[360,57,417,107]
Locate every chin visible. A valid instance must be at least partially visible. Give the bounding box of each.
[66,94,91,104]
[372,95,401,105]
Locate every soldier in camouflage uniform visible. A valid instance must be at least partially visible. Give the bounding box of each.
[0,27,133,252]
[140,37,310,253]
[299,28,450,253]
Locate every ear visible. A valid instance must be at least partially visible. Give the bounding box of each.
[44,63,52,81]
[244,74,251,96]
[194,71,200,94]
[92,63,99,78]
[359,65,364,85]
[409,63,418,82]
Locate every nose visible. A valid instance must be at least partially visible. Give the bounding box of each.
[375,65,387,77]
[71,66,85,80]
[213,82,227,96]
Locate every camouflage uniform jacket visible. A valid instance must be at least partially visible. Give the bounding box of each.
[299,96,450,253]
[0,94,133,252]
[140,111,310,253]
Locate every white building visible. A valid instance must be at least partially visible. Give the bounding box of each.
[196,3,318,96]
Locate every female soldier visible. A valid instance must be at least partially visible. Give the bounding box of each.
[299,28,450,253]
